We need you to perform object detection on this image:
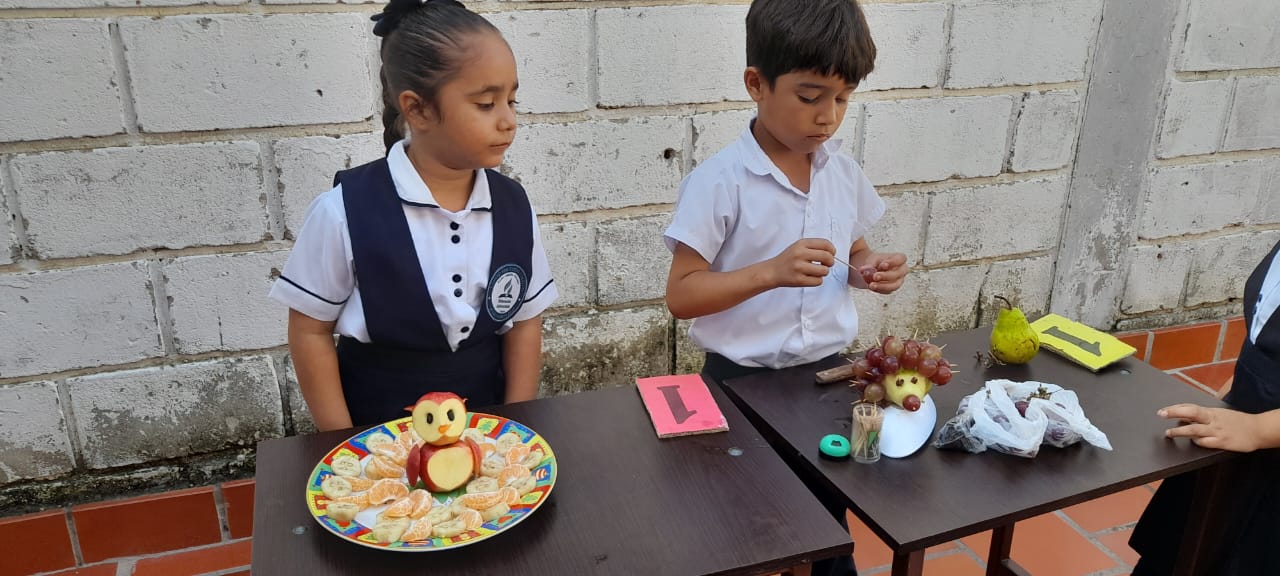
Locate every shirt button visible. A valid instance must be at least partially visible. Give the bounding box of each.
[453,288,463,297]
[450,222,460,231]
[451,235,460,244]
[461,326,470,334]
[452,274,462,283]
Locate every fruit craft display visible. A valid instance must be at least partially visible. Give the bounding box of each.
[851,336,956,412]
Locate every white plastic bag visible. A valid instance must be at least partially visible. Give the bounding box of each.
[933,379,1111,458]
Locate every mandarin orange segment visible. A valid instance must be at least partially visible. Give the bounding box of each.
[504,444,531,466]
[345,476,375,491]
[368,478,410,505]
[382,495,415,517]
[402,517,434,542]
[457,490,505,510]
[457,508,483,530]
[407,489,433,519]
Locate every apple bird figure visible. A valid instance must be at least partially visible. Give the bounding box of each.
[404,392,483,492]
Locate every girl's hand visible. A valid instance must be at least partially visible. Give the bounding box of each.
[1160,403,1262,452]
[857,252,908,294]
[767,238,836,288]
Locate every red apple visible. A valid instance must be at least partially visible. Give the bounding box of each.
[420,443,476,492]
[464,437,482,476]
[405,442,422,487]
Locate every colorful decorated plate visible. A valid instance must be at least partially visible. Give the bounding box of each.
[306,413,556,551]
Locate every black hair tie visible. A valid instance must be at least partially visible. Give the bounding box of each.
[371,0,428,37]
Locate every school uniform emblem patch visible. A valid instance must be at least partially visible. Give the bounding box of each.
[486,263,528,322]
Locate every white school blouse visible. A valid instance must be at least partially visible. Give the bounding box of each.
[269,140,558,352]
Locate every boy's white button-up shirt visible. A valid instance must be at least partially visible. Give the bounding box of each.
[665,122,885,369]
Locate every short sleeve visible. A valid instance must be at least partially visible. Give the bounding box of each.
[663,168,736,263]
[511,206,558,324]
[267,187,355,321]
[847,161,886,242]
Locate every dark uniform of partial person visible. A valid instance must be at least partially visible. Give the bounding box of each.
[1131,239,1280,575]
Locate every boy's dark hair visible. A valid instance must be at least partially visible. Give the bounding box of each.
[372,0,502,151]
[746,0,876,86]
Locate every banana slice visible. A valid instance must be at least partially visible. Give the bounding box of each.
[513,474,537,497]
[466,476,499,494]
[461,428,488,445]
[321,475,353,499]
[495,432,522,455]
[521,449,545,470]
[425,504,453,525]
[479,502,510,523]
[480,457,506,479]
[371,517,411,544]
[330,454,362,477]
[364,432,395,450]
[432,518,466,539]
[326,501,360,525]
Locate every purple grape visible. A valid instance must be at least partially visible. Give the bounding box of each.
[880,354,900,375]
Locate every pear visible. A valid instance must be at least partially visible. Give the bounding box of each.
[989,296,1039,364]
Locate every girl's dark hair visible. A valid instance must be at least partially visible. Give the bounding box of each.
[372,0,501,151]
[746,0,876,86]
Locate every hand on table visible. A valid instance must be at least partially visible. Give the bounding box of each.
[1160,403,1262,453]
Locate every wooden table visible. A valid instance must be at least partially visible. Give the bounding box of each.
[251,384,854,575]
[722,327,1239,576]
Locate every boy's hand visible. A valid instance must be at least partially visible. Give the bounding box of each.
[857,252,908,294]
[768,238,835,288]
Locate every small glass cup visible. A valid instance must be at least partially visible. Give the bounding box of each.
[851,402,884,464]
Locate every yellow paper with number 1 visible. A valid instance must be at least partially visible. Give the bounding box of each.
[1029,314,1136,372]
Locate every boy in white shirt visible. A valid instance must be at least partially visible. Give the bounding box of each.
[664,0,907,573]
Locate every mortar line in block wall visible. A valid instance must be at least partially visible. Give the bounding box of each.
[260,140,286,241]
[1217,77,1240,153]
[0,345,289,388]
[1132,223,1280,246]
[938,1,956,89]
[874,167,1069,195]
[0,240,294,275]
[0,83,1081,157]
[107,21,140,138]
[0,121,380,156]
[148,260,178,357]
[0,0,933,21]
[1174,67,1280,82]
[271,353,297,436]
[57,378,88,471]
[1151,147,1280,167]
[1,156,31,263]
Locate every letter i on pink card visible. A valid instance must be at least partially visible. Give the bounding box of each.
[636,375,729,438]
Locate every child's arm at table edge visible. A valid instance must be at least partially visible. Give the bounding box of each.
[502,316,542,403]
[288,308,353,431]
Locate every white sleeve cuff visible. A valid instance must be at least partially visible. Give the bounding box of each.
[269,276,346,322]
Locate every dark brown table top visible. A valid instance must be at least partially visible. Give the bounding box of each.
[722,327,1237,552]
[252,384,853,575]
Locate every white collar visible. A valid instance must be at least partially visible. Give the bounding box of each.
[737,118,842,178]
[386,139,492,211]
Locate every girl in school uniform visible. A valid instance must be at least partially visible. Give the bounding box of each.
[1130,238,1280,575]
[269,0,557,431]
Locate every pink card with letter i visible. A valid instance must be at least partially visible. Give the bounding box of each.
[636,375,729,438]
